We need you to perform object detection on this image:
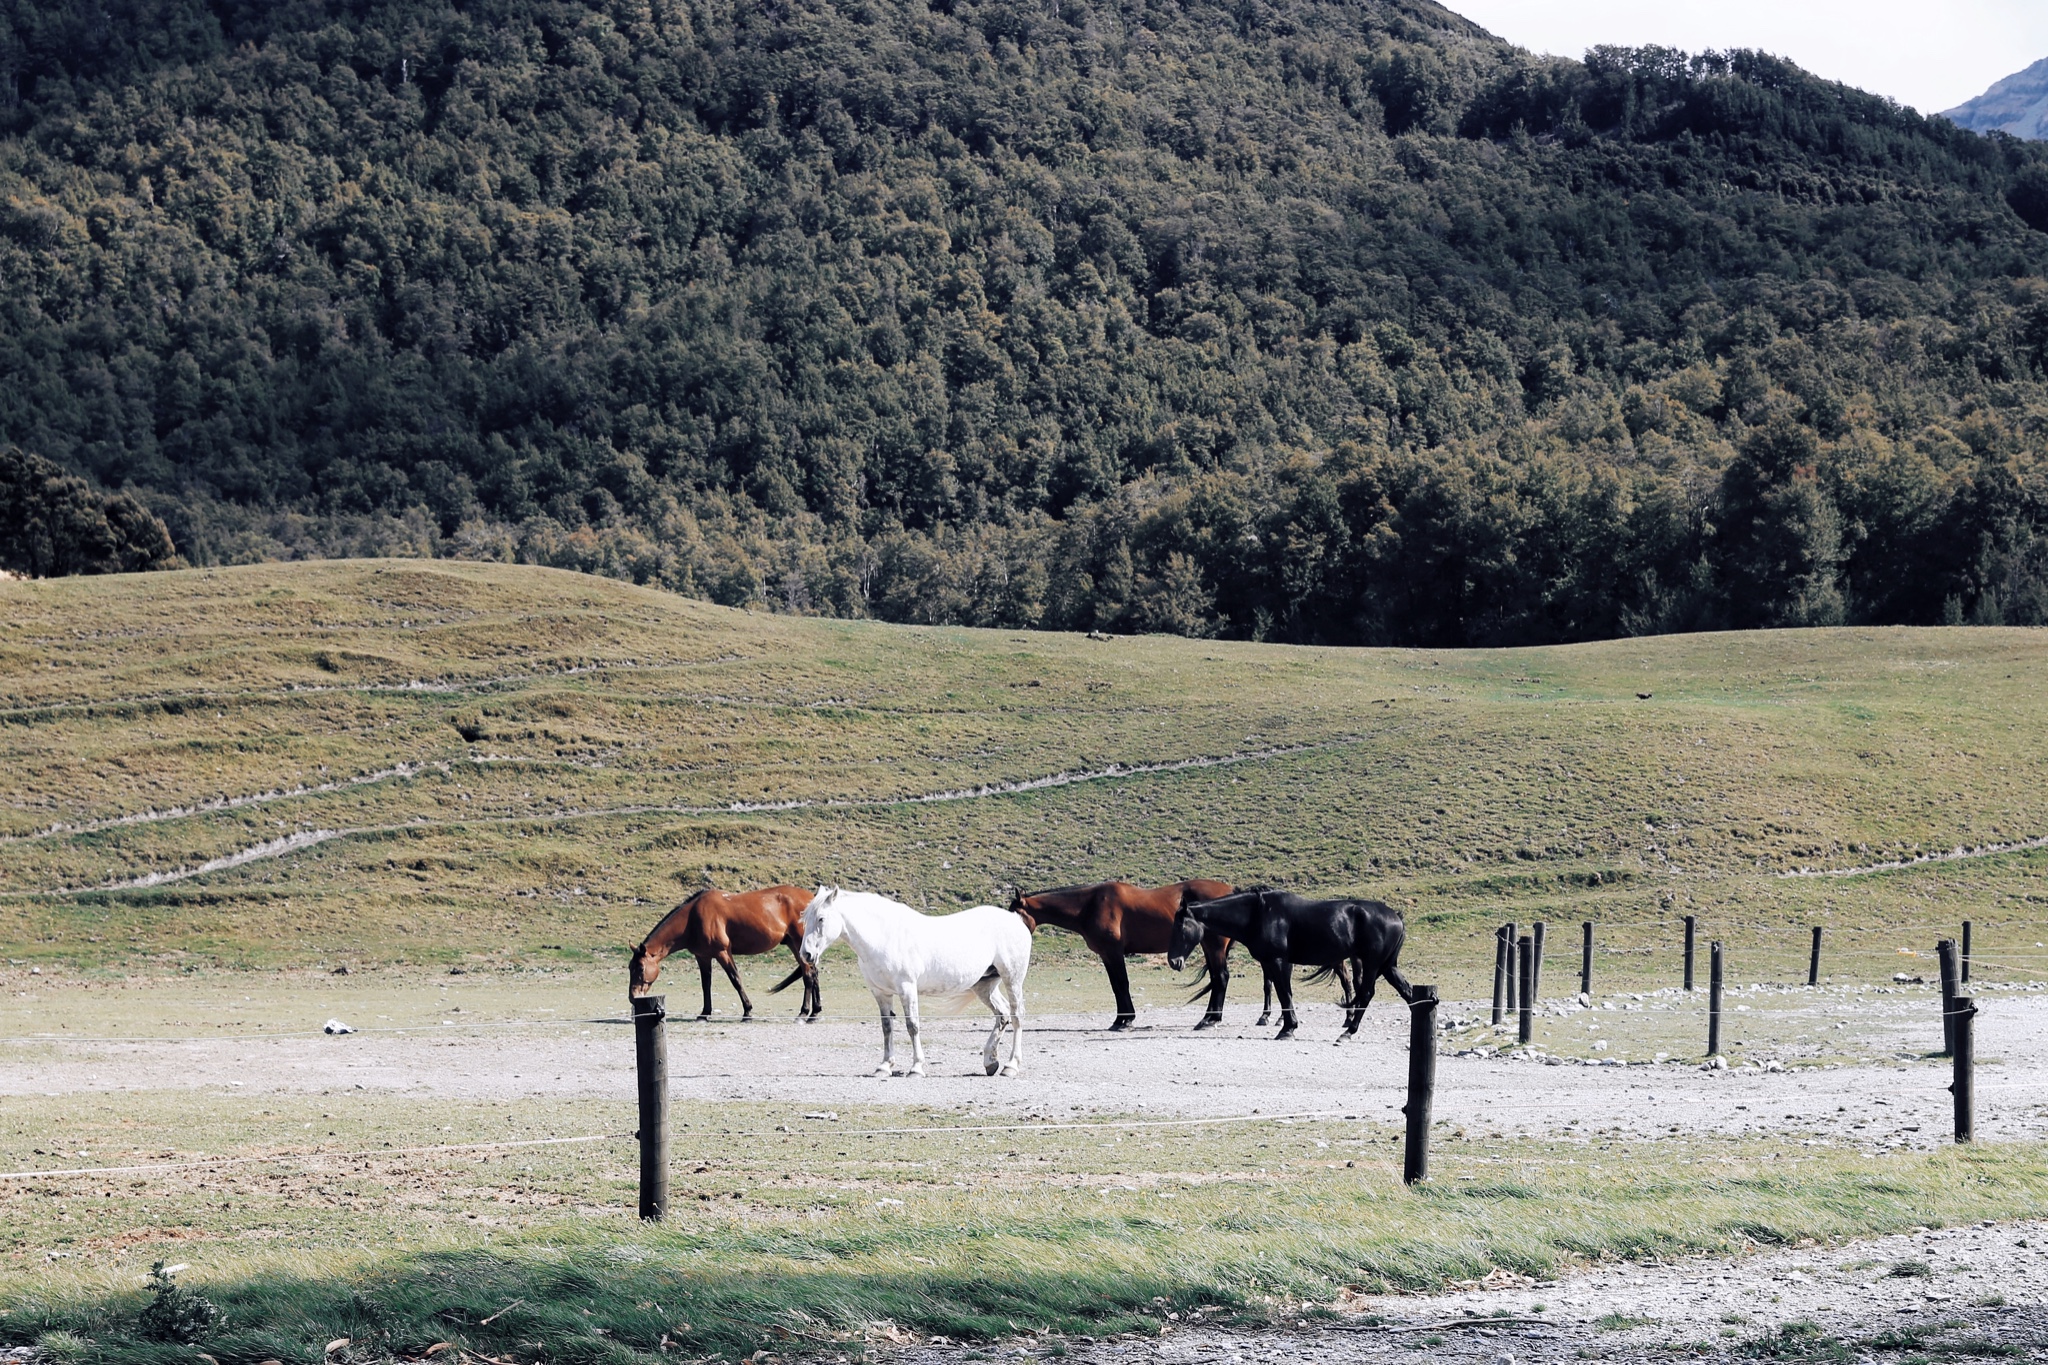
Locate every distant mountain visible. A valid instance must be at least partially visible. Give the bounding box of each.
[7,0,2048,640]
[1944,57,2048,139]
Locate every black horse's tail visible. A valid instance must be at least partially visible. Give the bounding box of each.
[1181,956,1217,1003]
[767,963,808,994]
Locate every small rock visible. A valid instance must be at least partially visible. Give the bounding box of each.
[331,965,350,975]
[323,1019,357,1035]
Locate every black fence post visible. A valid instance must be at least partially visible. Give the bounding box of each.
[1580,921,1594,999]
[1532,921,1546,1001]
[1504,920,1518,1014]
[1684,915,1697,991]
[1403,985,1439,1185]
[1950,993,1976,1144]
[1517,934,1534,1045]
[1808,926,1823,987]
[1937,939,1959,1057]
[1962,920,1973,985]
[634,994,669,1221]
[1707,941,1724,1059]
[1499,929,1515,1023]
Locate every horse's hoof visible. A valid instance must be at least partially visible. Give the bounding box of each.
[999,1062,1020,1077]
[696,1013,713,1022]
[872,1065,892,1078]
[905,1064,925,1078]
[1109,1016,1135,1032]
[1192,1016,1218,1031]
[1275,1029,1297,1040]
[984,1058,1001,1076]
[1255,1014,1271,1027]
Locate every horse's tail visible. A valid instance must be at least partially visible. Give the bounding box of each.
[1181,956,1216,1003]
[767,963,807,995]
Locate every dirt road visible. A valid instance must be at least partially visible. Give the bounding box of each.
[6,979,2046,1151]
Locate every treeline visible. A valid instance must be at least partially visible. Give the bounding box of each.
[2,0,2047,634]
[0,446,178,577]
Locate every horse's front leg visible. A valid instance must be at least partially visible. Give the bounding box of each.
[1101,948,1137,1031]
[1196,939,1230,1029]
[976,976,1008,1075]
[717,950,754,1020]
[872,992,897,1077]
[697,956,715,1020]
[900,983,925,1076]
[1257,973,1273,1027]
[1271,962,1298,1039]
[805,960,823,1020]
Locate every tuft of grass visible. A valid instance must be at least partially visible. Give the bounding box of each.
[1739,1321,1853,1361]
[1888,1258,1934,1278]
[1597,1313,1657,1331]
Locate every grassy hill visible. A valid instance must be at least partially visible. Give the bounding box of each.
[4,560,2045,992]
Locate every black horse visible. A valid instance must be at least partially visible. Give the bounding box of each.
[1167,890,1413,1039]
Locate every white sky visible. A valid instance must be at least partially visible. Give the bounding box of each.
[1445,1,2048,114]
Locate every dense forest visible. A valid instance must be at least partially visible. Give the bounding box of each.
[5,0,2048,639]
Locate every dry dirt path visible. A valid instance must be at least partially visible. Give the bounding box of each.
[885,1220,2048,1362]
[6,991,2047,1151]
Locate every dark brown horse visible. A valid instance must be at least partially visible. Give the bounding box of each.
[628,884,820,1020]
[1008,879,1250,1030]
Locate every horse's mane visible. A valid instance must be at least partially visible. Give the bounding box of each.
[638,887,710,950]
[1019,881,1102,900]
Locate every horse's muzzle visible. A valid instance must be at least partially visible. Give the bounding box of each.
[1166,954,1187,972]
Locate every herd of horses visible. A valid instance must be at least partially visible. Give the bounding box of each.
[626,879,1415,1075]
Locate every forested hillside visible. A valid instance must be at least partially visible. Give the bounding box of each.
[5,0,2048,640]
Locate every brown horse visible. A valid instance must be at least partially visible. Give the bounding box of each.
[1008,879,1254,1030]
[628,884,821,1020]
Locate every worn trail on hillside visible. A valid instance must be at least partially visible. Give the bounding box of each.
[18,740,1361,894]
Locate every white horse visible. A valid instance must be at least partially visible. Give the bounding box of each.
[799,887,1030,1077]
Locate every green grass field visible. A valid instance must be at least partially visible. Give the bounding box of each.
[4,561,2048,1362]
[4,560,2047,990]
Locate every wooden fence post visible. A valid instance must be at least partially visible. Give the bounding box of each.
[1517,934,1534,1045]
[1403,985,1439,1185]
[1684,915,1697,991]
[1532,921,1546,1001]
[1950,993,1976,1144]
[1808,926,1822,987]
[634,994,669,1221]
[1499,929,1515,1023]
[1707,941,1724,1059]
[1580,921,1594,999]
[1961,920,1973,985]
[1937,939,1959,1057]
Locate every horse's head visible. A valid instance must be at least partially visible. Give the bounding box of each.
[800,886,845,965]
[627,941,663,998]
[1165,905,1206,972]
[1006,889,1039,931]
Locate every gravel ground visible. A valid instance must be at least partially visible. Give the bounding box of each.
[886,1220,2048,1362]
[6,989,2047,1152]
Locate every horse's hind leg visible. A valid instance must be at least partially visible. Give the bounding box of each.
[717,950,755,1020]
[900,983,926,1077]
[697,956,715,1020]
[974,973,1009,1076]
[1257,974,1273,1027]
[1382,961,1417,1004]
[804,958,823,1020]
[998,956,1027,1076]
[1345,962,1377,1037]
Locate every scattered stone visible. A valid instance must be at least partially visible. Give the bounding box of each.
[323,1019,357,1035]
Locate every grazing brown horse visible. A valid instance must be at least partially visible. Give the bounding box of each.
[628,885,821,1021]
[1008,879,1248,1030]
